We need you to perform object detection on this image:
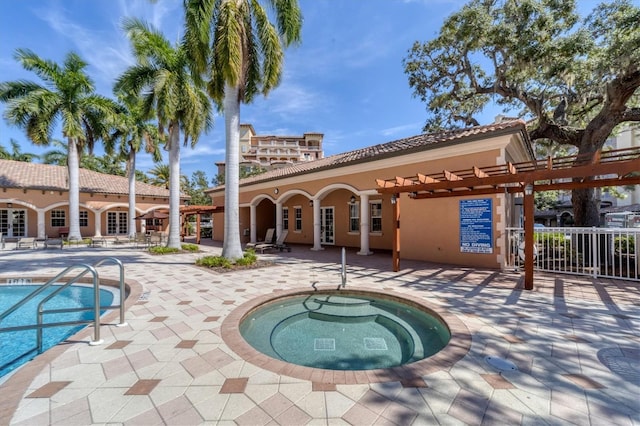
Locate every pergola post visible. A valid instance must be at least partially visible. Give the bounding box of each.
[523,183,535,290]
[392,194,400,272]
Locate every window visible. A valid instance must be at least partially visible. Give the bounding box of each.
[51,210,66,227]
[370,201,382,233]
[282,207,289,230]
[79,210,88,227]
[349,203,360,232]
[294,207,302,231]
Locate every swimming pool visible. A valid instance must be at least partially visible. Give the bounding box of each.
[0,284,115,379]
[240,293,451,370]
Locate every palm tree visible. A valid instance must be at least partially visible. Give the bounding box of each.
[148,163,171,189]
[0,139,39,162]
[108,94,162,238]
[115,18,213,248]
[0,49,118,240]
[183,0,302,259]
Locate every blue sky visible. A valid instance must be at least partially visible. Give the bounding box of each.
[0,0,597,181]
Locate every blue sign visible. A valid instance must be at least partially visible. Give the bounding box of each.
[460,199,493,254]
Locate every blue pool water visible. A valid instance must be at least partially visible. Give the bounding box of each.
[0,285,115,378]
[240,294,450,370]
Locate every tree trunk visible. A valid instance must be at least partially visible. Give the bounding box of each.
[167,123,182,248]
[222,83,244,259]
[128,149,137,239]
[67,137,82,240]
[571,188,600,227]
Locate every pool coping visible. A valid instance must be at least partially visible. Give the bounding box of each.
[221,286,472,384]
[0,275,143,423]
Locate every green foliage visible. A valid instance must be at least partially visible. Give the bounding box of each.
[196,255,233,268]
[0,139,39,162]
[403,0,640,226]
[183,170,213,205]
[534,190,560,211]
[195,250,258,269]
[181,243,200,252]
[149,246,180,255]
[614,235,635,255]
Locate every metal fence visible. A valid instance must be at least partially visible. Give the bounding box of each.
[505,227,639,281]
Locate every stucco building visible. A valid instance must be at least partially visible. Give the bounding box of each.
[1,160,178,240]
[208,119,534,269]
[216,124,324,176]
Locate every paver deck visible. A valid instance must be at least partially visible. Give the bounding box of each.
[0,240,638,425]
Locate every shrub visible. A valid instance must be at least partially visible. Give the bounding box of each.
[149,246,180,255]
[196,250,259,269]
[181,243,199,252]
[614,235,635,255]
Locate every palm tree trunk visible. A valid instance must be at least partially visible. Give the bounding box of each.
[222,83,244,259]
[67,137,82,240]
[128,149,137,239]
[167,123,182,248]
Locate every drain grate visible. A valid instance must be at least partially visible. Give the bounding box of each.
[314,338,335,351]
[364,337,388,351]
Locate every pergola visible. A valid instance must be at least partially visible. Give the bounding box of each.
[179,205,223,244]
[376,146,640,290]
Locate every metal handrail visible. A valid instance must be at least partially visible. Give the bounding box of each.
[92,257,127,327]
[0,257,128,357]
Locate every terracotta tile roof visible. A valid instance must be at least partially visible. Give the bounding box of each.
[0,159,171,197]
[211,119,530,191]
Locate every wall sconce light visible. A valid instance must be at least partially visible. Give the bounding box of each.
[409,192,417,198]
[7,202,12,208]
[349,195,356,204]
[274,188,279,194]
[309,199,314,207]
[524,184,533,196]
[390,194,397,205]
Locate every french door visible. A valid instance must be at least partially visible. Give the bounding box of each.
[320,207,335,245]
[0,209,26,237]
[107,211,128,235]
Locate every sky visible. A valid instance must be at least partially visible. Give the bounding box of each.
[0,0,598,182]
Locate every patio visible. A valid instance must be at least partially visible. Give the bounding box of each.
[0,241,638,425]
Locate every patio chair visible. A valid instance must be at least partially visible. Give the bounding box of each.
[245,228,275,249]
[16,237,36,249]
[44,238,64,249]
[255,230,291,253]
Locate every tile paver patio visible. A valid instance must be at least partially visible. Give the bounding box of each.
[0,240,638,425]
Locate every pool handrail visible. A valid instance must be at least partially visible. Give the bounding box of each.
[92,257,127,327]
[0,256,127,355]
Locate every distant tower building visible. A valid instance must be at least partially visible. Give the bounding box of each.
[216,124,324,177]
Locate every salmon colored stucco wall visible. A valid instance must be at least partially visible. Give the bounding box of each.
[1,188,170,238]
[209,132,528,269]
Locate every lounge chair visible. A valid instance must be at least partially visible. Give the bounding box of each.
[16,237,36,249]
[255,230,291,253]
[245,228,275,249]
[44,238,64,249]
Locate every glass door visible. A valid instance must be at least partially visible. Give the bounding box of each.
[320,207,335,245]
[0,209,26,237]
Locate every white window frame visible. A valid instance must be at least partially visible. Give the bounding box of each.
[370,201,382,233]
[294,206,302,232]
[282,207,289,230]
[51,210,66,227]
[79,210,88,227]
[348,202,360,233]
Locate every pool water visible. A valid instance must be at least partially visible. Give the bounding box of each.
[240,294,450,370]
[0,285,114,378]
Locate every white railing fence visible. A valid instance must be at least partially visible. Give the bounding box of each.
[505,227,639,281]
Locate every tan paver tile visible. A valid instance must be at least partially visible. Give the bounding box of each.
[220,377,249,394]
[125,379,161,395]
[27,381,71,398]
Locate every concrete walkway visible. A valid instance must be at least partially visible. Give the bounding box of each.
[0,240,638,425]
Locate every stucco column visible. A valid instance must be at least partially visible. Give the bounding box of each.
[276,202,283,239]
[250,204,257,243]
[311,198,323,251]
[357,193,372,255]
[94,211,102,237]
[37,209,45,239]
